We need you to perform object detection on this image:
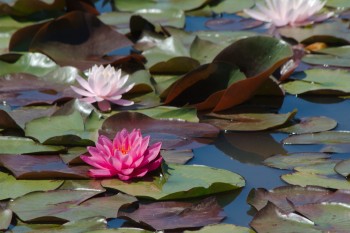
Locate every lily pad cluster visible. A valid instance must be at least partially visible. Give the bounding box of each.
[1,0,350,232]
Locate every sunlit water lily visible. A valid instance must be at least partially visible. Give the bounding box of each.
[244,0,330,27]
[81,129,162,180]
[71,65,135,111]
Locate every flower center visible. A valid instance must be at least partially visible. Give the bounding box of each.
[118,145,130,155]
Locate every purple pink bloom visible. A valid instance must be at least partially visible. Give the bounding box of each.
[81,129,162,181]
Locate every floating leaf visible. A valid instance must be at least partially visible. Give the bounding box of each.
[10,217,107,233]
[100,112,219,150]
[119,197,225,230]
[165,36,292,111]
[10,11,132,70]
[334,159,350,178]
[0,172,63,200]
[184,224,255,233]
[321,144,350,153]
[263,152,331,170]
[99,8,185,29]
[250,202,322,233]
[0,154,90,179]
[161,149,193,164]
[277,116,337,134]
[281,172,350,190]
[278,20,350,45]
[210,0,254,14]
[0,0,65,17]
[295,202,350,232]
[203,110,296,131]
[87,229,152,233]
[283,131,350,145]
[59,147,87,164]
[9,190,136,222]
[114,0,208,12]
[25,110,102,146]
[327,0,350,8]
[294,161,341,175]
[102,164,245,200]
[0,136,64,154]
[283,69,350,95]
[247,186,333,213]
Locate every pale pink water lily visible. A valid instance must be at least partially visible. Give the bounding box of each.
[71,65,135,111]
[81,129,162,181]
[244,0,331,27]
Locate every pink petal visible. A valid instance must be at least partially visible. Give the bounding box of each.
[109,98,134,106]
[70,86,95,97]
[88,168,115,178]
[75,75,94,93]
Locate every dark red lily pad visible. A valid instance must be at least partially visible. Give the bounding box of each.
[10,11,133,70]
[118,197,225,231]
[99,112,219,150]
[0,73,78,107]
[247,186,333,213]
[0,154,90,179]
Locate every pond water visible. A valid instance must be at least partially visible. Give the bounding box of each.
[95,1,350,229]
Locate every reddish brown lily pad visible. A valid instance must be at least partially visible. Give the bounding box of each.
[0,73,78,107]
[99,112,219,150]
[0,154,90,179]
[10,11,132,70]
[118,197,225,231]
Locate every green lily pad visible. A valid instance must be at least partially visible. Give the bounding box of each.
[99,8,185,29]
[190,37,229,64]
[9,190,136,222]
[302,54,350,68]
[210,0,254,14]
[327,0,350,8]
[161,149,193,164]
[278,20,350,45]
[114,0,208,12]
[0,52,69,77]
[0,136,64,154]
[281,172,350,190]
[9,217,107,233]
[263,152,331,170]
[283,69,350,95]
[87,229,152,233]
[59,147,87,165]
[294,161,341,175]
[0,172,63,200]
[102,164,245,200]
[184,224,255,233]
[334,159,350,178]
[276,116,337,134]
[203,110,296,131]
[321,144,350,153]
[25,110,102,146]
[283,131,350,145]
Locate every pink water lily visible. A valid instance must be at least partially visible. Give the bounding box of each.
[71,65,135,111]
[81,129,162,181]
[244,0,331,27]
